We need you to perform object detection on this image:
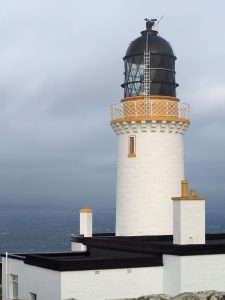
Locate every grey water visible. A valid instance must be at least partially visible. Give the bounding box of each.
[0,207,224,254]
[0,207,115,254]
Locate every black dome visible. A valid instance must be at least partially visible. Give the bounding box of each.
[124,31,175,59]
[122,19,178,98]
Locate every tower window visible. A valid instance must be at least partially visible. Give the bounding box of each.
[128,136,136,158]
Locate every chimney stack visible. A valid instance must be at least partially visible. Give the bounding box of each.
[80,208,93,237]
[172,180,206,245]
[71,207,93,252]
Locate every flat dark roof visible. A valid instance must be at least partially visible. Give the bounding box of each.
[73,233,225,256]
[2,233,225,272]
[1,250,162,271]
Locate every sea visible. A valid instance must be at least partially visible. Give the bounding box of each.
[0,206,225,254]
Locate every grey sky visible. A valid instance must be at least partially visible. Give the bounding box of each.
[0,0,224,210]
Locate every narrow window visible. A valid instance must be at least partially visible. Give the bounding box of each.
[128,136,136,158]
[9,274,18,299]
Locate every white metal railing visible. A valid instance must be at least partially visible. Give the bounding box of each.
[111,99,190,121]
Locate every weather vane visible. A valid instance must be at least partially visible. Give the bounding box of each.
[144,18,157,30]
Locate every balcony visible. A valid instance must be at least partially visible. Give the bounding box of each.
[111,99,190,123]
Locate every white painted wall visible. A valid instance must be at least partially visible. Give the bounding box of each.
[163,254,225,295]
[71,241,86,252]
[180,254,225,292]
[2,257,61,300]
[2,257,162,300]
[61,266,163,300]
[3,254,225,299]
[173,200,205,244]
[163,255,181,295]
[115,121,186,236]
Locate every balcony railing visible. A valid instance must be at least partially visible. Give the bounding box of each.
[111,99,190,122]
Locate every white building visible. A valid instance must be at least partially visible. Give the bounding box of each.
[2,225,225,300]
[2,19,225,300]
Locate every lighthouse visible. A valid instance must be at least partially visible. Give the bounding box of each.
[111,19,190,236]
[3,19,225,300]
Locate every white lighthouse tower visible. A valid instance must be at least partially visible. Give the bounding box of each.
[111,19,190,236]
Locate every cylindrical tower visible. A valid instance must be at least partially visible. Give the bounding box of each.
[111,19,190,236]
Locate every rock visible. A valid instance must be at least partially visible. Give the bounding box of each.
[111,291,225,300]
[165,291,225,300]
[137,294,171,300]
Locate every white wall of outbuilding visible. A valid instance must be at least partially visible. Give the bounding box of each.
[2,253,225,300]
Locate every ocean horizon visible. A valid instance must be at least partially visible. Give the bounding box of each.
[0,206,225,254]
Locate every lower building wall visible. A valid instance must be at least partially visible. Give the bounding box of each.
[61,266,163,300]
[163,254,181,295]
[163,254,225,295]
[180,254,225,292]
[2,254,225,299]
[2,258,61,300]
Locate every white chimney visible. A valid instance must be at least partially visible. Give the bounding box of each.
[71,207,93,252]
[172,180,206,245]
[80,207,93,237]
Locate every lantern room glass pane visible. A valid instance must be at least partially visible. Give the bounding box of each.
[123,54,177,98]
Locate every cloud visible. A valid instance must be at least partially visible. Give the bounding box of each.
[0,0,224,210]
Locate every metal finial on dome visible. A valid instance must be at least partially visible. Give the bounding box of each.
[144,18,157,31]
